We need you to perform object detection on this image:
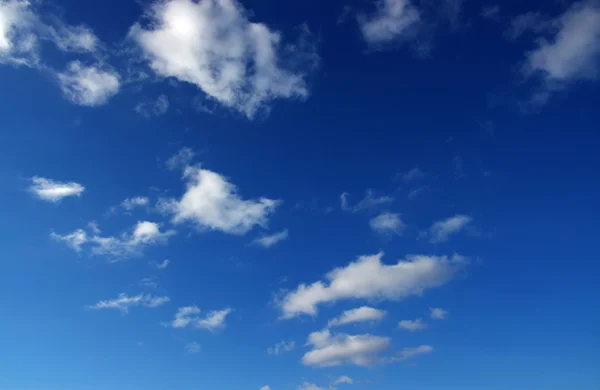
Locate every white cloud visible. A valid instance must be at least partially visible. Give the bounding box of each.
[139,276,159,289]
[260,386,271,390]
[267,340,295,355]
[369,212,405,235]
[162,165,280,235]
[430,307,448,320]
[50,229,87,252]
[297,383,326,390]
[53,221,175,259]
[333,376,353,385]
[401,166,424,182]
[302,329,390,367]
[135,94,169,118]
[428,214,472,243]
[30,176,84,202]
[521,1,600,104]
[328,306,387,328]
[166,147,196,171]
[157,259,170,269]
[357,0,420,46]
[122,196,150,210]
[253,229,289,248]
[185,341,201,354]
[397,345,434,360]
[398,318,427,331]
[87,221,101,234]
[340,190,394,213]
[130,0,315,118]
[170,306,232,331]
[87,293,170,313]
[280,252,466,318]
[57,61,120,106]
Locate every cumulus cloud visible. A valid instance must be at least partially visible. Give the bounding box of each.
[357,0,420,46]
[428,214,472,243]
[280,252,466,318]
[267,340,295,355]
[430,307,448,320]
[302,329,390,367]
[398,318,427,331]
[369,212,405,235]
[87,293,170,313]
[170,306,232,331]
[328,306,387,328]
[185,341,201,354]
[520,1,600,104]
[135,94,169,118]
[57,61,120,106]
[30,176,84,202]
[340,190,394,213]
[253,229,289,248]
[162,165,280,235]
[130,0,316,118]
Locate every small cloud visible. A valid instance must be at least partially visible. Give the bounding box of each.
[267,340,295,356]
[87,293,170,313]
[397,345,434,361]
[401,166,425,182]
[428,214,472,243]
[260,386,271,390]
[166,147,196,171]
[122,196,150,211]
[185,341,201,354]
[135,94,169,118]
[87,221,101,234]
[157,259,170,269]
[30,176,84,202]
[398,318,427,331]
[139,276,159,289]
[357,0,421,47]
[369,212,405,236]
[407,185,428,199]
[57,61,120,106]
[196,308,232,331]
[333,376,354,385]
[253,229,289,248]
[170,306,232,331]
[340,190,394,213]
[328,306,387,328]
[430,307,448,320]
[50,229,87,252]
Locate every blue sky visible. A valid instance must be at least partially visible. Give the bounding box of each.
[1,0,599,389]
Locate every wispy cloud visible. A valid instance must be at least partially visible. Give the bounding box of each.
[30,176,84,202]
[428,214,472,243]
[170,306,232,331]
[328,306,387,328]
[135,94,169,118]
[57,61,120,107]
[157,259,170,269]
[253,229,289,248]
[400,166,425,182]
[166,147,196,171]
[185,341,201,354]
[398,318,427,331]
[357,0,420,47]
[340,190,394,213]
[121,196,150,211]
[87,293,170,313]
[396,345,434,361]
[267,340,295,356]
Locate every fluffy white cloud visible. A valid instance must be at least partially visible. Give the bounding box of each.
[267,340,295,355]
[122,196,150,210]
[430,307,448,320]
[340,190,394,213]
[333,376,353,385]
[135,94,169,118]
[170,306,232,331]
[357,0,420,46]
[369,212,405,235]
[162,165,280,235]
[397,345,434,360]
[328,306,387,328]
[30,176,84,202]
[50,229,87,252]
[398,318,427,331]
[185,341,201,354]
[130,0,315,118]
[302,329,390,367]
[57,61,120,106]
[280,252,466,318]
[253,229,289,248]
[428,214,472,243]
[87,293,170,313]
[521,1,600,104]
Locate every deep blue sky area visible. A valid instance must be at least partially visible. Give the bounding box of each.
[0,0,599,389]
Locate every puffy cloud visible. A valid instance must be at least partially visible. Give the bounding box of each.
[185,341,201,354]
[130,0,316,118]
[520,1,600,104]
[280,252,466,318]
[170,306,232,331]
[328,306,387,328]
[333,376,353,385]
[57,61,120,106]
[253,229,289,248]
[357,0,420,46]
[162,165,280,235]
[166,147,196,171]
[428,214,472,243]
[398,318,427,331]
[340,190,394,213]
[30,176,84,202]
[87,293,170,313]
[397,345,434,360]
[302,329,390,367]
[267,340,295,355]
[135,94,169,118]
[369,212,405,235]
[430,307,448,320]
[50,229,87,252]
[121,196,150,210]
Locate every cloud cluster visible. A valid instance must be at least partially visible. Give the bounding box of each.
[88,293,170,313]
[280,252,466,318]
[30,176,84,202]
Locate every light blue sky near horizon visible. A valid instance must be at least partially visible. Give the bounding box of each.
[1,0,599,389]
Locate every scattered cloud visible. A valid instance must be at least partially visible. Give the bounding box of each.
[302,329,390,367]
[357,0,420,46]
[267,340,295,355]
[340,190,394,213]
[253,229,289,248]
[170,306,232,331]
[57,61,120,106]
[135,94,169,118]
[185,341,201,354]
[398,318,427,331]
[333,376,353,385]
[280,252,466,318]
[428,214,472,243]
[328,306,387,328]
[30,176,84,202]
[397,345,434,361]
[121,196,150,211]
[430,307,448,320]
[157,259,170,269]
[161,165,280,235]
[130,0,316,118]
[87,293,170,313]
[369,212,405,236]
[166,147,196,171]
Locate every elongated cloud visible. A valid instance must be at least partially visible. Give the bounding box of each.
[87,293,170,313]
[170,306,232,330]
[428,214,472,243]
[280,252,466,318]
[328,306,387,327]
[398,318,427,331]
[30,176,84,202]
[253,229,289,248]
